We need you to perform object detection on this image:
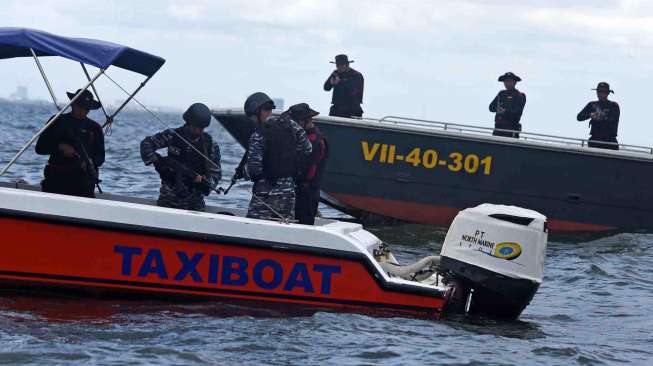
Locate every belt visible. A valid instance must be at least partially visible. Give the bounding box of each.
[44,163,82,175]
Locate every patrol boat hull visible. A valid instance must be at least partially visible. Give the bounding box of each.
[0,186,448,318]
[213,110,653,233]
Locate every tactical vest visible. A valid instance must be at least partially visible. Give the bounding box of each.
[167,127,211,176]
[260,119,297,179]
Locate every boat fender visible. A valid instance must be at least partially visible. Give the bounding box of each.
[380,255,441,278]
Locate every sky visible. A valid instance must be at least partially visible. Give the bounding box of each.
[1,0,653,146]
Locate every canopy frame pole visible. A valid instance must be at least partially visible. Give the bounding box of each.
[103,75,152,127]
[80,63,109,119]
[30,48,60,110]
[0,69,105,177]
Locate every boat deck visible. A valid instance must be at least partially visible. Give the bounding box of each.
[0,181,336,226]
[373,115,653,156]
[213,109,653,232]
[213,108,653,161]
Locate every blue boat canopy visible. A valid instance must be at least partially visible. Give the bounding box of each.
[0,28,165,77]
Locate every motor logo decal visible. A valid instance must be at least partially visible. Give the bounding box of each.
[460,231,522,261]
[493,242,522,260]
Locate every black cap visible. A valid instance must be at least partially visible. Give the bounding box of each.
[288,103,319,121]
[592,82,614,94]
[498,72,522,82]
[330,54,354,65]
[66,89,101,110]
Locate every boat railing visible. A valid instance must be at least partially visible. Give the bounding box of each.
[377,115,653,155]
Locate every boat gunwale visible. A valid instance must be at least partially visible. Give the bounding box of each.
[211,108,653,163]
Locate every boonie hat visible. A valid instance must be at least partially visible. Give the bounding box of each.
[498,72,521,82]
[592,82,614,94]
[330,54,354,65]
[66,89,101,110]
[288,103,319,121]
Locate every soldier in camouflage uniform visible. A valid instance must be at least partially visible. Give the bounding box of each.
[140,103,221,211]
[243,92,312,220]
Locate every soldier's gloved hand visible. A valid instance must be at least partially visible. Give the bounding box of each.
[193,175,211,196]
[152,154,164,170]
[194,180,211,196]
[150,153,166,168]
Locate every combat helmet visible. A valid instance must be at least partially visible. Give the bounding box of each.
[244,92,275,117]
[183,103,212,128]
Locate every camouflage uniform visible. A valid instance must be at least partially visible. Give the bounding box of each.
[246,115,312,220]
[141,127,221,211]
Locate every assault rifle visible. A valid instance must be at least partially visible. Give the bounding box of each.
[70,134,103,194]
[592,103,608,121]
[223,151,248,195]
[154,155,222,196]
[587,103,608,129]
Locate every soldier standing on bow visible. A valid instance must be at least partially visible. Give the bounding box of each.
[323,54,364,118]
[489,72,526,138]
[576,82,621,150]
[243,92,312,220]
[140,103,221,211]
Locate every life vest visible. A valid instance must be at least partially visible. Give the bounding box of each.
[260,118,297,179]
[167,127,211,177]
[299,127,328,184]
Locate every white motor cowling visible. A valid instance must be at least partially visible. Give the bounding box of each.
[439,204,547,319]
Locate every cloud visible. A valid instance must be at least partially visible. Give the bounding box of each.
[523,6,653,49]
[1,0,653,145]
[166,0,212,21]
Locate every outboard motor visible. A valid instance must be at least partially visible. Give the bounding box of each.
[440,204,547,319]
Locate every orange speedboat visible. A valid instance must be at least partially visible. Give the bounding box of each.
[0,28,548,320]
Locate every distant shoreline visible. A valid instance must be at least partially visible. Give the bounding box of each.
[0,98,182,113]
